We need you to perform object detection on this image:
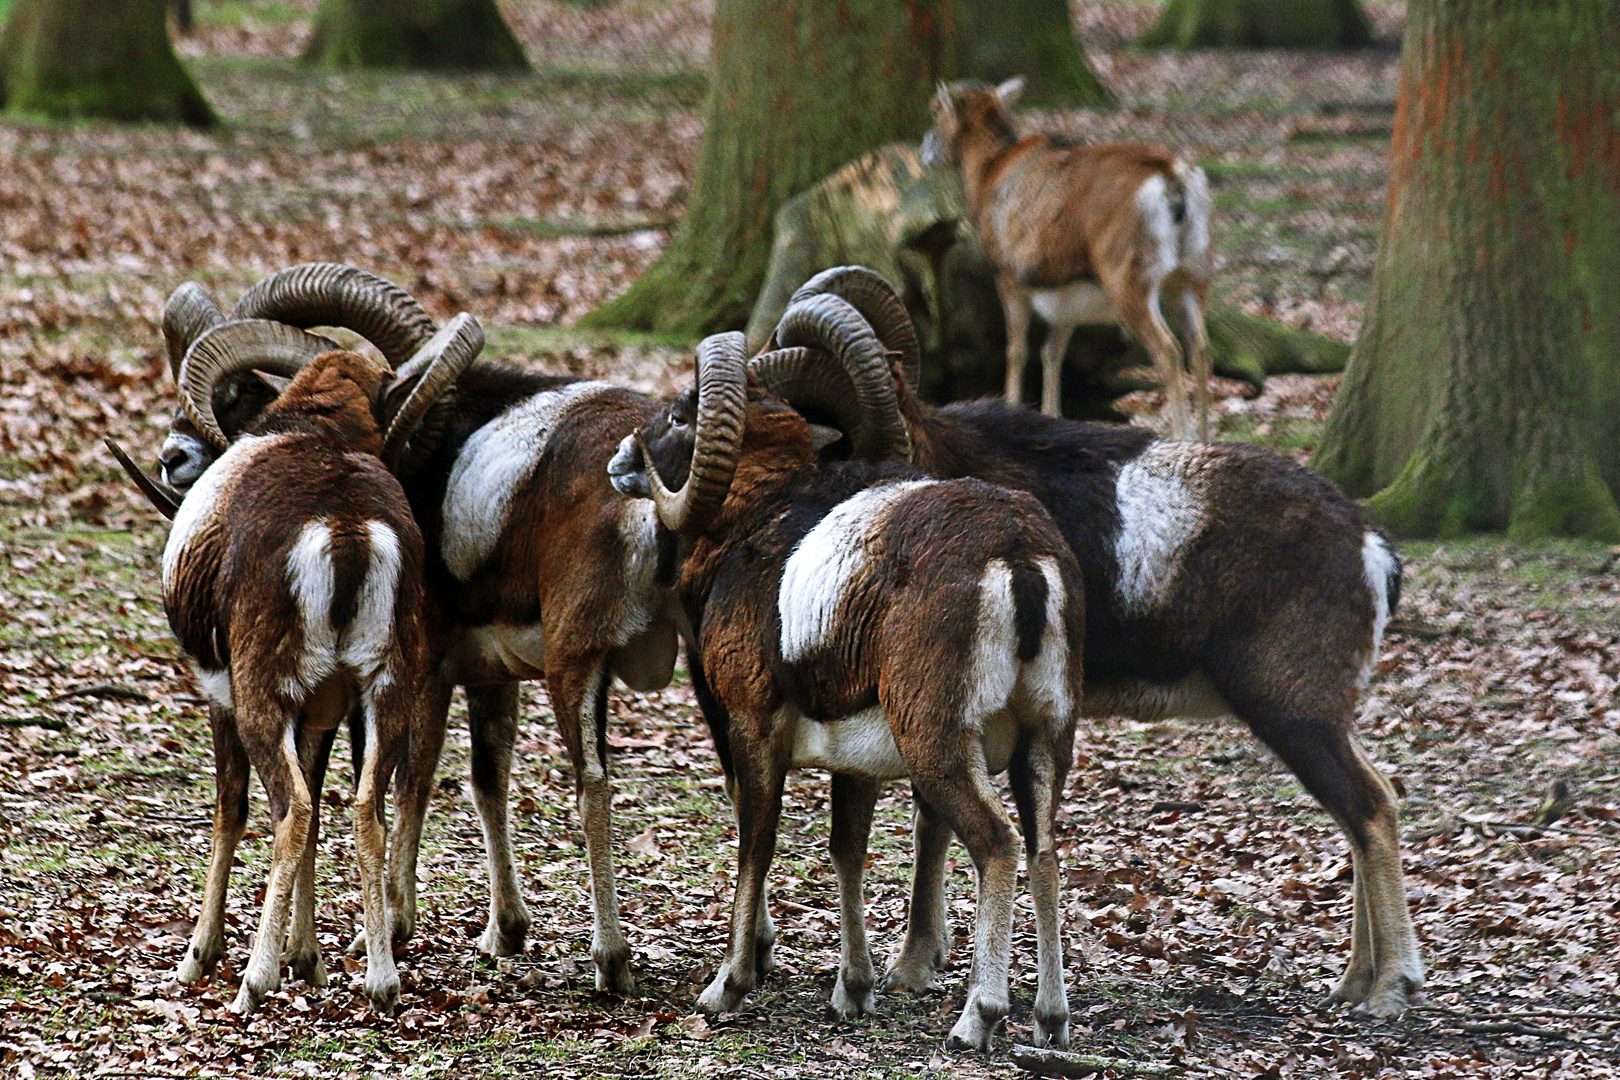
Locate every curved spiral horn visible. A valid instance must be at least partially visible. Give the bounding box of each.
[788,265,921,386]
[162,283,227,383]
[642,332,748,536]
[177,320,345,450]
[380,312,485,472]
[230,263,436,367]
[770,293,910,463]
[105,436,183,519]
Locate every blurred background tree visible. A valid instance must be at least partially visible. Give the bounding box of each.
[0,0,214,125]
[585,0,956,336]
[1314,0,1620,541]
[956,0,1114,107]
[1141,0,1372,49]
[304,0,529,70]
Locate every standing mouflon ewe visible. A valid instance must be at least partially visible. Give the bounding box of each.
[607,333,1085,1050]
[152,312,478,1015]
[923,78,1213,437]
[119,264,681,996]
[749,266,1424,1019]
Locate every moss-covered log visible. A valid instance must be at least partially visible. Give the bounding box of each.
[748,144,1349,419]
[583,0,953,338]
[303,0,529,71]
[1313,0,1620,541]
[955,0,1114,108]
[1140,0,1373,50]
[0,0,215,125]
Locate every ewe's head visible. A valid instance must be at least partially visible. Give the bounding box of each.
[921,77,1025,167]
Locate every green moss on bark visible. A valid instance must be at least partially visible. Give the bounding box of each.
[583,0,954,338]
[304,0,529,71]
[1315,0,1620,542]
[955,0,1114,108]
[1140,0,1373,50]
[0,0,215,125]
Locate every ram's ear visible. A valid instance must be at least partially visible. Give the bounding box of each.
[253,370,292,394]
[808,424,843,452]
[995,76,1026,108]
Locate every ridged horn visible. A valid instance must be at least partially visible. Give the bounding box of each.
[162,283,227,383]
[178,320,343,450]
[771,293,910,463]
[746,346,866,448]
[380,312,484,472]
[105,436,182,520]
[788,265,921,386]
[642,332,747,536]
[230,263,436,367]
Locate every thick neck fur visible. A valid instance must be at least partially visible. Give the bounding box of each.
[249,350,386,456]
[953,101,1022,217]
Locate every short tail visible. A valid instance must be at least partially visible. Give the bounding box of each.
[1010,563,1049,663]
[1166,159,1211,264]
[327,522,373,633]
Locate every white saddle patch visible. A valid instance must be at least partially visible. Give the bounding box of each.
[1112,443,1213,615]
[441,381,613,581]
[777,480,935,662]
[162,434,284,592]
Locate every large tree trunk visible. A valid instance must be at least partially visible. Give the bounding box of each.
[582,0,953,337]
[0,0,214,125]
[1313,0,1620,541]
[955,0,1114,108]
[1140,0,1372,49]
[304,0,529,70]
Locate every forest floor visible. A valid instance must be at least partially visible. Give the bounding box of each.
[2,2,1619,1078]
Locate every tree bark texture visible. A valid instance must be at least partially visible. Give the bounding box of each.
[1314,0,1620,541]
[0,0,214,125]
[303,0,529,70]
[746,144,1348,420]
[955,0,1114,108]
[583,0,953,337]
[1140,0,1372,50]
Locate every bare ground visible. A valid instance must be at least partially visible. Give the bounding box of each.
[2,2,1619,1077]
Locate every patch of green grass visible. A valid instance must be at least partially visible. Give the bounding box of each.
[1220,414,1326,456]
[194,0,307,27]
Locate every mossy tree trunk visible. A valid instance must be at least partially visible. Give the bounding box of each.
[1313,0,1620,542]
[583,0,953,337]
[0,0,214,125]
[1140,0,1372,49]
[955,0,1114,108]
[304,0,529,70]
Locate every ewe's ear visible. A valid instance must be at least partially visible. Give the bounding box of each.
[995,76,1026,108]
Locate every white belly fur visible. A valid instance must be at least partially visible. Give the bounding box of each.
[1030,281,1117,327]
[789,706,1021,780]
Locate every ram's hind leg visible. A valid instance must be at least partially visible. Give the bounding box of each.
[354,694,407,1014]
[178,704,249,983]
[551,655,634,994]
[1009,734,1072,1047]
[231,708,313,1016]
[883,786,953,993]
[387,671,452,947]
[1248,715,1423,1018]
[286,724,338,988]
[466,682,532,959]
[830,774,879,1018]
[912,757,1018,1051]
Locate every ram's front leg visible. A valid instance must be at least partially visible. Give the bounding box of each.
[465,682,531,959]
[830,774,879,1018]
[178,704,249,984]
[697,728,786,1016]
[551,655,634,993]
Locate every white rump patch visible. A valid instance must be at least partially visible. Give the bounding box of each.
[1019,559,1073,731]
[285,520,338,697]
[339,521,402,686]
[1135,174,1179,285]
[964,561,1021,727]
[611,500,663,642]
[1171,159,1212,268]
[1112,443,1212,615]
[195,667,233,711]
[440,381,613,581]
[1360,531,1398,685]
[1030,280,1117,328]
[789,705,907,781]
[162,434,285,592]
[777,480,934,662]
